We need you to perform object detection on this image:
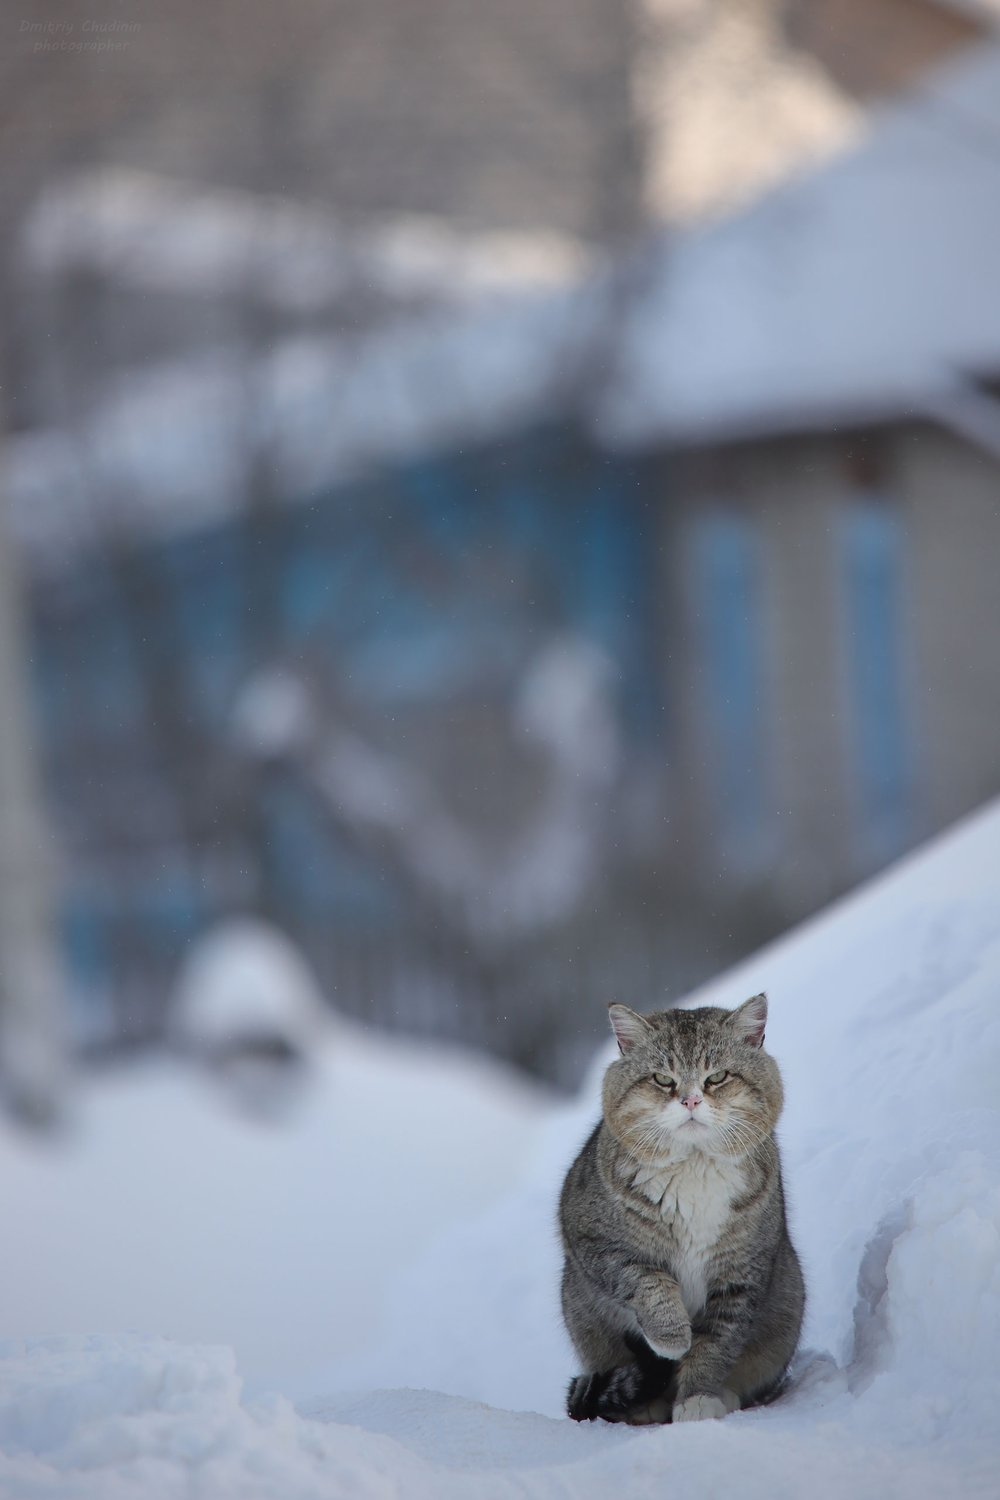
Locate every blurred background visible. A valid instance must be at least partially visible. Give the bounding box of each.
[3,0,1000,1126]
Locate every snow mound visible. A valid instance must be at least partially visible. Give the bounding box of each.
[0,1335,401,1500]
[170,917,329,1058]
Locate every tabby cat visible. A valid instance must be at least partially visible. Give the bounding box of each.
[559,993,804,1423]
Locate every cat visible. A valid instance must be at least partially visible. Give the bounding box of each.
[559,992,804,1424]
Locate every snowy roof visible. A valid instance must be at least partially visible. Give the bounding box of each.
[599,41,1000,448]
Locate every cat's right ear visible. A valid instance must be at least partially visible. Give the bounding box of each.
[608,1004,652,1055]
[728,992,768,1048]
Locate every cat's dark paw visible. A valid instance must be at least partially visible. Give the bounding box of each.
[595,1363,667,1423]
[567,1371,610,1421]
[567,1358,675,1424]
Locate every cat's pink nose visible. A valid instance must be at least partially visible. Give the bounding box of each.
[682,1093,703,1112]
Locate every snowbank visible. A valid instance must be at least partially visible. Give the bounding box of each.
[2,799,999,1496]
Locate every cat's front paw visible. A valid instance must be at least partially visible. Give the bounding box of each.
[639,1316,691,1361]
[672,1394,726,1422]
[672,1391,737,1423]
[567,1372,602,1421]
[567,1363,674,1424]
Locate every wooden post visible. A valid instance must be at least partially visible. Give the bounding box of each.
[0,496,67,1126]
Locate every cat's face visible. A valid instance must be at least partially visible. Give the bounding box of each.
[601,995,783,1162]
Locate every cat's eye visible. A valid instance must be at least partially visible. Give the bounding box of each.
[652,1073,675,1090]
[705,1070,729,1085]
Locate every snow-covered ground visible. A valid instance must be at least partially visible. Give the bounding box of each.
[2,799,999,1497]
[0,1021,548,1401]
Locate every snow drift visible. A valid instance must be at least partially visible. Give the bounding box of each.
[1,798,999,1497]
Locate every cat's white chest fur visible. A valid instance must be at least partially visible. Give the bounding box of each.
[632,1151,746,1317]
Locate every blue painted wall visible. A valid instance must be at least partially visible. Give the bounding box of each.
[688,507,766,852]
[840,497,910,857]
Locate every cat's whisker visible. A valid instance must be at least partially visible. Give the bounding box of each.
[725,1119,766,1160]
[712,1114,764,1160]
[719,1117,756,1150]
[624,1123,673,1171]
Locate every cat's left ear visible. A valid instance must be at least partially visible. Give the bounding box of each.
[608,1004,653,1055]
[728,992,768,1048]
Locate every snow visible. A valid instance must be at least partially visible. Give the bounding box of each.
[21,167,592,311]
[2,797,1000,1496]
[170,919,329,1058]
[234,640,622,939]
[231,671,316,759]
[600,40,1000,446]
[3,283,606,568]
[0,1021,549,1403]
[515,636,619,778]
